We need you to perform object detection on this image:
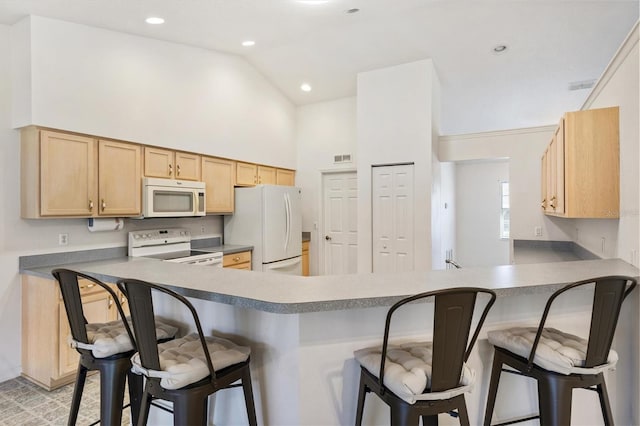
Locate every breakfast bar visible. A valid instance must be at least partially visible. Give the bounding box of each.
[21,257,640,425]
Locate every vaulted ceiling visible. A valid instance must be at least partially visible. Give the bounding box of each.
[0,0,637,134]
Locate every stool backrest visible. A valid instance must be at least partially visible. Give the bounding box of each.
[51,268,133,356]
[379,287,496,393]
[528,275,637,369]
[118,278,217,379]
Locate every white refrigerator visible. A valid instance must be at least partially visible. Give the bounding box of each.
[224,185,302,275]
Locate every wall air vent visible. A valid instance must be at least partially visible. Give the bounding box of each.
[568,79,596,91]
[334,154,353,164]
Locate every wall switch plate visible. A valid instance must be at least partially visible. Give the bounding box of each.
[58,233,68,245]
[534,226,542,237]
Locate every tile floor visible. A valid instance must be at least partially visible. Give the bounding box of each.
[0,375,131,426]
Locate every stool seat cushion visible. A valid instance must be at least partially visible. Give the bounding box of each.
[131,333,251,390]
[354,341,475,404]
[71,318,178,359]
[488,326,618,375]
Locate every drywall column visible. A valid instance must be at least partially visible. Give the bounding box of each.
[356,59,440,273]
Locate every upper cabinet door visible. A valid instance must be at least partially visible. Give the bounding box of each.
[276,169,295,186]
[40,130,97,216]
[98,140,142,216]
[144,147,174,178]
[202,156,235,214]
[175,152,201,181]
[236,162,258,186]
[257,165,276,185]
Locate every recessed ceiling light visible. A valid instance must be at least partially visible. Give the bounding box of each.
[300,83,312,92]
[493,45,507,54]
[145,17,165,25]
[346,8,360,14]
[242,40,256,47]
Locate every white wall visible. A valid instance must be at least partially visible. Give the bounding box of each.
[295,97,357,276]
[440,126,566,246]
[0,15,297,381]
[357,60,438,273]
[12,16,296,168]
[580,23,639,266]
[455,160,510,267]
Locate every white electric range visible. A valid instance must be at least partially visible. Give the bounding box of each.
[128,228,223,267]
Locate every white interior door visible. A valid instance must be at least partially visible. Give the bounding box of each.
[372,164,414,273]
[322,171,358,275]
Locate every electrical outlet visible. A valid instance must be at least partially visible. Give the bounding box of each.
[58,233,68,246]
[200,226,205,234]
[534,226,542,237]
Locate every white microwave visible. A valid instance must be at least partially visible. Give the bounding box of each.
[141,177,206,218]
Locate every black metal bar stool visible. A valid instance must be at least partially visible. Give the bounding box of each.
[483,275,637,426]
[118,277,258,426]
[354,287,496,425]
[52,268,178,426]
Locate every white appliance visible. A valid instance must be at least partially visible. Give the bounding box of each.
[224,185,302,275]
[141,178,206,218]
[128,228,223,267]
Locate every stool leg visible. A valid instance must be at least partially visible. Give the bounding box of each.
[174,394,208,426]
[67,363,88,426]
[128,370,144,426]
[421,415,438,426]
[596,375,613,426]
[241,366,258,426]
[483,349,503,426]
[355,371,368,426]
[456,395,470,426]
[137,390,152,426]
[538,375,572,426]
[390,405,419,426]
[99,359,128,426]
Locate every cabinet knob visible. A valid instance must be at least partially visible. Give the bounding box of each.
[233,256,240,262]
[177,164,181,176]
[101,199,106,211]
[169,164,173,176]
[541,199,546,209]
[89,199,94,211]
[549,196,556,209]
[325,235,332,241]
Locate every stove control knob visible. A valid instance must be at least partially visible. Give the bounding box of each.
[146,233,152,238]
[134,235,140,239]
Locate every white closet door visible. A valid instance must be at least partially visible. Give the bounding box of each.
[372,164,414,273]
[322,171,358,275]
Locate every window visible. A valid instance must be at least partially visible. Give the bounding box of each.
[500,181,510,239]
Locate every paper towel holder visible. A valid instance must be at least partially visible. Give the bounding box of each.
[87,218,124,232]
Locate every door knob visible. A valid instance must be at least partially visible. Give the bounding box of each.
[325,235,331,241]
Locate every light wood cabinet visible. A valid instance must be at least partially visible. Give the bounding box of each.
[37,129,97,217]
[144,147,201,181]
[22,275,118,390]
[202,156,235,214]
[236,162,292,186]
[258,165,276,185]
[21,127,296,218]
[21,128,142,218]
[302,241,310,276]
[98,140,142,216]
[541,106,619,218]
[276,169,296,186]
[236,162,258,186]
[223,251,252,270]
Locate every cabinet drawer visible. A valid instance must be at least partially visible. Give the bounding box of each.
[223,251,252,267]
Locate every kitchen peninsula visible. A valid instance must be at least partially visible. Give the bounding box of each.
[21,257,640,425]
